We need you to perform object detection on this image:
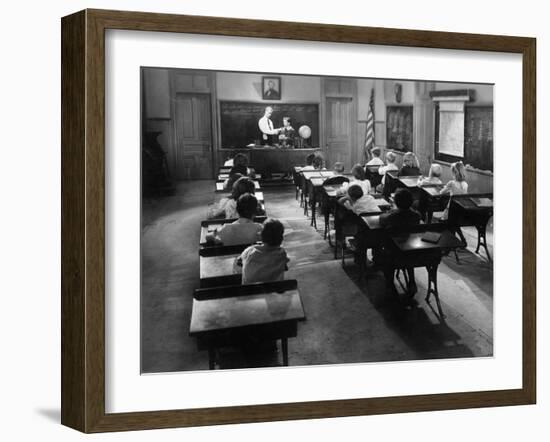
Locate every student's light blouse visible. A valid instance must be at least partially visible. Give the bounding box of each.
[440,180,468,195]
[340,179,371,196]
[366,157,384,166]
[238,244,289,284]
[208,197,237,219]
[378,163,399,175]
[301,165,315,171]
[418,176,442,186]
[345,194,380,215]
[216,218,262,246]
[440,180,468,220]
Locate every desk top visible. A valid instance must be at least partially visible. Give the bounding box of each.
[361,215,381,229]
[302,170,334,180]
[199,254,241,279]
[190,287,305,334]
[421,185,444,197]
[453,196,494,210]
[216,181,261,192]
[391,230,463,252]
[398,176,422,188]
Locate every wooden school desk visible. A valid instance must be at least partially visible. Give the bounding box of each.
[215,180,261,192]
[419,185,447,223]
[298,170,324,216]
[332,197,391,261]
[365,164,382,190]
[388,228,463,319]
[449,194,494,260]
[199,244,248,288]
[190,279,306,369]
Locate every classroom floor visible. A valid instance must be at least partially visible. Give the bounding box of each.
[141,180,493,373]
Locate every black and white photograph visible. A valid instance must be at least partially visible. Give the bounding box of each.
[141,68,494,373]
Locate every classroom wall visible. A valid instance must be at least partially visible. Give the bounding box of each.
[358,79,494,193]
[216,72,321,102]
[142,69,494,192]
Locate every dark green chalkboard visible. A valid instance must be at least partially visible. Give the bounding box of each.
[220,101,319,148]
[464,106,493,172]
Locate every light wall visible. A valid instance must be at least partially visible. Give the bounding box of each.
[216,72,321,102]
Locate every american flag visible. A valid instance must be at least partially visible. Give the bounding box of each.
[364,88,375,162]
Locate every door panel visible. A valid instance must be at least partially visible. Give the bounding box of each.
[175,93,213,180]
[326,97,353,169]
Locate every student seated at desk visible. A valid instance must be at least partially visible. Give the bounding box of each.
[333,162,345,175]
[338,164,371,196]
[235,218,289,284]
[301,153,316,171]
[417,163,443,186]
[414,163,443,221]
[338,184,379,215]
[312,154,325,170]
[439,161,468,220]
[224,153,254,189]
[208,176,259,219]
[399,152,421,177]
[366,146,385,166]
[377,151,399,193]
[378,188,421,295]
[206,194,262,246]
[378,151,399,176]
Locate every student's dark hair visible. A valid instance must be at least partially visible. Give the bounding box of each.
[231,176,255,199]
[226,172,243,190]
[312,155,324,170]
[351,164,366,180]
[261,218,284,246]
[283,116,292,123]
[347,184,364,201]
[394,188,413,210]
[236,193,258,219]
[305,153,315,166]
[233,153,249,167]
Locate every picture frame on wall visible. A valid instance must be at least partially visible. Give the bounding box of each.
[262,75,282,100]
[61,9,536,433]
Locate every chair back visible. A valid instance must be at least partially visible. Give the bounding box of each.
[323,175,350,186]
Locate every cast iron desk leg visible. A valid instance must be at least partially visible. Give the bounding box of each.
[475,221,492,261]
[425,263,445,319]
[310,190,317,228]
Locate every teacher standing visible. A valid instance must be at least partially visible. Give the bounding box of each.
[258,106,280,145]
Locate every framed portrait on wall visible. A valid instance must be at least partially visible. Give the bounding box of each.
[262,75,281,100]
[61,9,536,433]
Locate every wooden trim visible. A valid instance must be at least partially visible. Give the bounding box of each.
[61,8,537,433]
[61,10,86,432]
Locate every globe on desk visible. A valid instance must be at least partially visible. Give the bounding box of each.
[298,125,311,139]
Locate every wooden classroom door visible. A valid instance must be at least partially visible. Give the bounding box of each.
[174,93,213,180]
[325,96,354,169]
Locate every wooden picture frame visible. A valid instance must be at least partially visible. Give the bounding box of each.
[262,75,282,100]
[61,9,536,433]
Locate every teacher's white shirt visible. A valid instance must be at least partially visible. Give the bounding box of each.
[258,116,278,135]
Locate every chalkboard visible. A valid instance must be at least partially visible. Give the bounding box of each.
[386,106,413,152]
[220,101,319,148]
[464,106,493,172]
[434,105,493,172]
